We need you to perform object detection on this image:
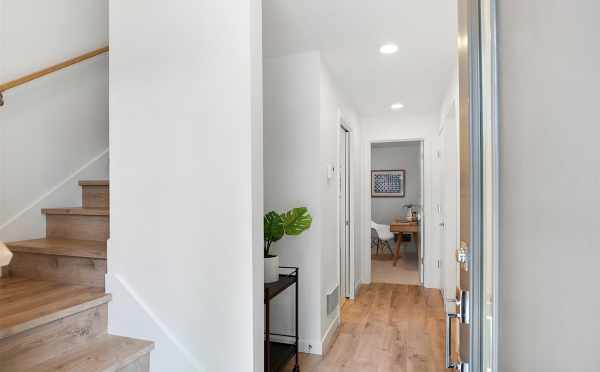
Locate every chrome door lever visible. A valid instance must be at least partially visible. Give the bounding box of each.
[446,310,470,371]
[445,311,459,369]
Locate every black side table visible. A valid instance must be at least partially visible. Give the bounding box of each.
[264,266,299,372]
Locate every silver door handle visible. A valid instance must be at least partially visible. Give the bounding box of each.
[445,311,459,369]
[446,311,469,371]
[459,290,470,325]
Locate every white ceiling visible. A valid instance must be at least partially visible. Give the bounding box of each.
[263,0,457,119]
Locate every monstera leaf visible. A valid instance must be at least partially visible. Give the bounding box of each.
[281,207,313,236]
[264,211,285,243]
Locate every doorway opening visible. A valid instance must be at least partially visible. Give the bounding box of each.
[370,140,424,286]
[262,0,498,371]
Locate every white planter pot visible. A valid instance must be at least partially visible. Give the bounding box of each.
[264,255,280,283]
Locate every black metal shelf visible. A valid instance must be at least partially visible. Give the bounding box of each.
[265,267,299,372]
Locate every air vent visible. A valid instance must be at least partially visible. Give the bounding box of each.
[327,286,339,315]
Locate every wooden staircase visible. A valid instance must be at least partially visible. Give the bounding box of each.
[0,180,154,372]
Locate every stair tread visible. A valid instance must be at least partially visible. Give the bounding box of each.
[24,334,153,372]
[42,208,109,216]
[0,278,110,339]
[79,180,109,186]
[6,239,107,259]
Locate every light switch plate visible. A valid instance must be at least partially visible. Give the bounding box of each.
[327,165,335,180]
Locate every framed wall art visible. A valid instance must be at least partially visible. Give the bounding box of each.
[371,169,406,197]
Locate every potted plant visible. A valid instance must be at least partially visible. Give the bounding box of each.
[264,207,312,283]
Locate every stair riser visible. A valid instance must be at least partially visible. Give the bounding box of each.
[46,215,109,241]
[118,354,150,372]
[0,304,108,371]
[82,185,109,209]
[7,252,106,288]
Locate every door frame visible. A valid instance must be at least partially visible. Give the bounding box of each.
[480,0,499,370]
[338,123,352,301]
[338,115,356,300]
[456,0,499,371]
[363,138,427,286]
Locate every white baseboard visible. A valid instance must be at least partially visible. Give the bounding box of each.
[321,312,341,356]
[295,309,342,356]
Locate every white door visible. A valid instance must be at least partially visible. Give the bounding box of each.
[438,115,459,304]
[418,142,425,285]
[434,135,445,294]
[339,126,351,301]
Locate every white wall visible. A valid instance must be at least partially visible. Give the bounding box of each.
[361,115,438,287]
[498,1,600,371]
[319,60,360,339]
[264,51,361,353]
[370,142,421,226]
[264,51,322,352]
[250,1,264,371]
[0,0,109,241]
[109,1,262,371]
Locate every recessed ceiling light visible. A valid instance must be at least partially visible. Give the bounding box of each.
[379,43,399,55]
[390,103,405,110]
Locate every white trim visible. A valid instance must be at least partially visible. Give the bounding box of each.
[481,0,500,370]
[289,308,340,356]
[107,273,204,371]
[337,110,356,300]
[0,148,109,231]
[321,311,341,354]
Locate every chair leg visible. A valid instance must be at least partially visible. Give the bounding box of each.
[386,241,394,255]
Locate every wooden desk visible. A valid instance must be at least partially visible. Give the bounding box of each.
[389,220,420,266]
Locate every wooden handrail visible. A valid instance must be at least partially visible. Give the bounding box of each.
[0,46,109,106]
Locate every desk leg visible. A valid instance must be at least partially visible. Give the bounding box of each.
[393,234,402,266]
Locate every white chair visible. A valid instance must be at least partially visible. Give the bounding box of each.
[371,221,395,256]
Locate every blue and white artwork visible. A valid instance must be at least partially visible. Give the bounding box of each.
[371,170,405,197]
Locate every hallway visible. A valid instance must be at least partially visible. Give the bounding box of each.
[285,283,450,372]
[371,251,420,285]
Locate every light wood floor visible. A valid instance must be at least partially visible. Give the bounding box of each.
[284,283,451,372]
[371,252,420,285]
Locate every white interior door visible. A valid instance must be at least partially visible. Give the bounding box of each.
[419,142,425,285]
[435,133,447,296]
[338,127,351,300]
[439,116,459,303]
